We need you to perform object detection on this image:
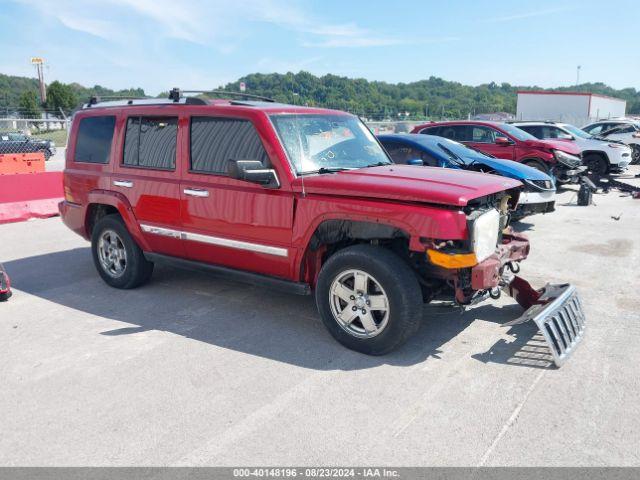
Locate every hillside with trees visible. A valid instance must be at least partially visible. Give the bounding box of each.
[1,71,639,120]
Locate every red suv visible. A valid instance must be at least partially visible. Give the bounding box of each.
[59,90,584,362]
[411,121,585,183]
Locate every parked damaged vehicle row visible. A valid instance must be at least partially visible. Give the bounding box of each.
[411,120,587,184]
[58,90,586,366]
[377,133,556,220]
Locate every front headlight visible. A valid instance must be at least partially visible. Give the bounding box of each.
[471,209,500,263]
[553,150,581,168]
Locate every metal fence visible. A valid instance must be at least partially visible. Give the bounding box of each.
[0,118,66,161]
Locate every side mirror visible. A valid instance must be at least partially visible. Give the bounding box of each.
[407,158,424,166]
[227,160,280,189]
[495,136,511,146]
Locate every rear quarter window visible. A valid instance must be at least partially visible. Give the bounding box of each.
[74,116,116,164]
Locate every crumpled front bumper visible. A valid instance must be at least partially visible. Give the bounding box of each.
[470,230,530,291]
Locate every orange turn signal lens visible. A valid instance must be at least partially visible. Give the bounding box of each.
[426,249,478,269]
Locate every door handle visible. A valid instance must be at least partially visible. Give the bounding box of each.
[113,180,133,188]
[184,188,209,198]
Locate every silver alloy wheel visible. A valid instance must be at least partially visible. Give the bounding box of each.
[329,269,390,338]
[97,229,127,278]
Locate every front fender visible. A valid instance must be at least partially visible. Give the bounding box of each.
[291,195,469,280]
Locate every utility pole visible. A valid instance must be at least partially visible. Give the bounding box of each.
[31,57,47,105]
[576,65,581,86]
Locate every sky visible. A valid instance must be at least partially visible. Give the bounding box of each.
[1,0,638,95]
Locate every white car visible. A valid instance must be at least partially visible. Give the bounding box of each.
[512,121,632,175]
[581,119,640,164]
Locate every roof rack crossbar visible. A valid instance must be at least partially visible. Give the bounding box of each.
[173,88,275,103]
[87,94,149,106]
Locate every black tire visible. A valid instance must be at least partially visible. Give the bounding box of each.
[583,153,608,176]
[315,244,423,355]
[631,145,640,165]
[523,159,549,173]
[91,214,154,289]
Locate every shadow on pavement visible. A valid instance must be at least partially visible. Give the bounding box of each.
[5,247,550,370]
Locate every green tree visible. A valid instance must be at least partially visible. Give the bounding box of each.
[19,90,41,118]
[46,81,77,113]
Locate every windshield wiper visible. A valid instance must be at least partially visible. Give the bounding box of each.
[437,143,466,167]
[361,161,392,168]
[302,167,352,175]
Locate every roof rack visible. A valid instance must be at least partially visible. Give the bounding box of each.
[506,120,557,124]
[83,87,276,109]
[172,88,275,103]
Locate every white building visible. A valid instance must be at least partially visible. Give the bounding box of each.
[516,91,626,127]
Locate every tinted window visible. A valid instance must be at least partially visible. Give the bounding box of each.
[123,116,177,170]
[471,126,495,143]
[518,125,542,138]
[420,126,441,135]
[75,116,116,164]
[190,117,268,174]
[584,124,603,135]
[610,125,635,134]
[439,125,470,142]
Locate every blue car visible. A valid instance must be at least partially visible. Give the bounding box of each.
[378,133,556,219]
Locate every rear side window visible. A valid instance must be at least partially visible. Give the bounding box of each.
[123,116,177,170]
[519,125,542,138]
[75,116,116,164]
[440,125,470,142]
[190,117,269,174]
[420,126,441,135]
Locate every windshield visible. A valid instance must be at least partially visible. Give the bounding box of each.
[270,114,391,175]
[498,123,537,141]
[561,124,592,139]
[435,137,491,163]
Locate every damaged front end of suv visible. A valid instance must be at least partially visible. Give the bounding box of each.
[414,191,585,367]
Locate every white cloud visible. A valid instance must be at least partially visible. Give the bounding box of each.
[16,0,419,50]
[485,6,575,23]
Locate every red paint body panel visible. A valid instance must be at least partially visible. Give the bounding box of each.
[410,121,581,165]
[292,165,521,207]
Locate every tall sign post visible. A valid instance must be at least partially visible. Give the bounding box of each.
[31,57,46,104]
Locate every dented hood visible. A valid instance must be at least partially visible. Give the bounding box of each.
[292,165,522,207]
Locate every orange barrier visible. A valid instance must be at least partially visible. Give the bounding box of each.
[0,152,46,175]
[0,172,64,224]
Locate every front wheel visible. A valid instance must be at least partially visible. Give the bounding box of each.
[631,145,640,165]
[315,244,423,355]
[583,153,608,176]
[523,159,549,173]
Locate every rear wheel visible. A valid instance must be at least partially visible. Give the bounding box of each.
[583,153,608,176]
[315,244,423,355]
[91,214,154,289]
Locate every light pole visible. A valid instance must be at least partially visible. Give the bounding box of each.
[576,65,581,86]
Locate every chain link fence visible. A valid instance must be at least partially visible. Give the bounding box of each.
[0,118,66,162]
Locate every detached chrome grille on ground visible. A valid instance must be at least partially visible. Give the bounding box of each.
[504,283,586,367]
[537,288,586,367]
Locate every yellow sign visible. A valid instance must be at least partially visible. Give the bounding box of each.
[30,57,44,64]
